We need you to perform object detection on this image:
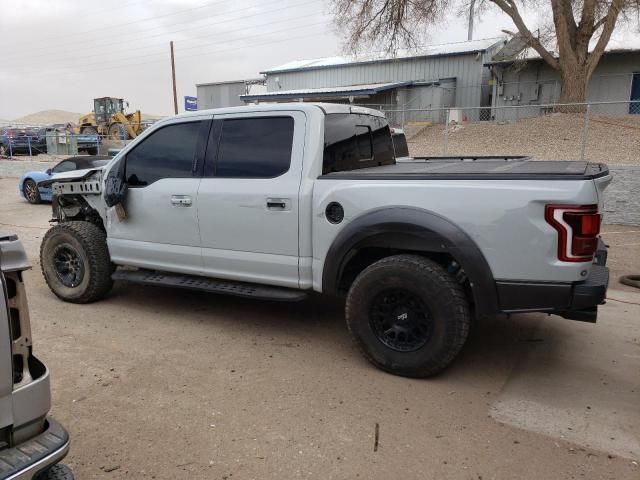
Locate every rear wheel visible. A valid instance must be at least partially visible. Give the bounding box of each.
[23,179,41,204]
[0,144,9,157]
[40,222,113,303]
[345,254,470,377]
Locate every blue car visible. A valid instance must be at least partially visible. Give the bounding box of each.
[18,156,110,204]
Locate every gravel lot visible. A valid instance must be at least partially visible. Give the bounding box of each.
[0,178,639,479]
[408,113,640,164]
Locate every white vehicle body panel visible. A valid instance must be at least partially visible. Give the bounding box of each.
[49,103,609,305]
[310,178,605,291]
[197,110,307,288]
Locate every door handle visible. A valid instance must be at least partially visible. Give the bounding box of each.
[171,195,192,207]
[266,198,291,210]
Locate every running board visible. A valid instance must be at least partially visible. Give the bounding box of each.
[112,269,308,302]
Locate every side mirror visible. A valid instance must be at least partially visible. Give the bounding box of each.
[45,168,52,175]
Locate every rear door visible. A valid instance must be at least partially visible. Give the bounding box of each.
[106,118,211,275]
[196,111,305,288]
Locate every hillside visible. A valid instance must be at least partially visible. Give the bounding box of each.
[13,110,83,125]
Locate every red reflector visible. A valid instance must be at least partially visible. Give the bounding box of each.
[572,236,598,256]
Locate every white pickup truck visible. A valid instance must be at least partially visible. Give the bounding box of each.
[39,103,611,377]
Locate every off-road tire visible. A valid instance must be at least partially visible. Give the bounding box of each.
[345,254,470,377]
[40,221,113,303]
[23,178,41,204]
[35,463,74,480]
[81,126,98,135]
[108,123,128,141]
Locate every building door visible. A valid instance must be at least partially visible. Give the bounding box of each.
[630,73,640,114]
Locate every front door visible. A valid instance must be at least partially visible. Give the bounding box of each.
[196,111,305,288]
[106,118,211,275]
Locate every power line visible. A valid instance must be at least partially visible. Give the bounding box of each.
[7,16,330,74]
[5,0,318,65]
[6,0,232,54]
[17,26,330,79]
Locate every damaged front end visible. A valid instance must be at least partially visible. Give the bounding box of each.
[39,168,106,226]
[40,158,128,226]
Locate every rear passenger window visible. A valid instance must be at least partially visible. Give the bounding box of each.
[125,122,201,187]
[355,125,373,161]
[215,117,293,178]
[323,113,394,174]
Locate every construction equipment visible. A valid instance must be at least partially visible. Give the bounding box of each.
[76,97,145,140]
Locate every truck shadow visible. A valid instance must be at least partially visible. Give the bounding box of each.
[108,281,558,381]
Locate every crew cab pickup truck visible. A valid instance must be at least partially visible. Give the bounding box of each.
[0,232,72,479]
[38,103,611,377]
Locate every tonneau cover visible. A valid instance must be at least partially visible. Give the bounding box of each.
[320,158,609,180]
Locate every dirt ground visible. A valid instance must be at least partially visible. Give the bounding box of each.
[0,178,639,479]
[407,113,640,165]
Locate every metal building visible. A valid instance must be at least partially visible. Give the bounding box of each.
[240,38,506,122]
[196,79,265,109]
[487,39,640,118]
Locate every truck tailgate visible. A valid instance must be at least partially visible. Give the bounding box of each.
[320,159,609,181]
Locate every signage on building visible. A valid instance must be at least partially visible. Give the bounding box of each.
[184,96,198,111]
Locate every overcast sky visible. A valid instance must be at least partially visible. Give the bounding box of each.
[0,0,635,119]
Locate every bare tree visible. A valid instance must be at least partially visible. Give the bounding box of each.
[331,0,639,103]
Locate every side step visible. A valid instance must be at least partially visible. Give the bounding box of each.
[112,269,308,302]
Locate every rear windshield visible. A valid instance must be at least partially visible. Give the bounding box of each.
[323,113,395,174]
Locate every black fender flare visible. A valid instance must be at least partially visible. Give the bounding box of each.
[321,207,499,317]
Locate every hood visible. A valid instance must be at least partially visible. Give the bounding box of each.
[37,167,104,188]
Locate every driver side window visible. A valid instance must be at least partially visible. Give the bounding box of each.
[125,121,203,187]
[52,161,77,174]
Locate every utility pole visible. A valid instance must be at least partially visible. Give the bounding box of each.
[170,41,178,115]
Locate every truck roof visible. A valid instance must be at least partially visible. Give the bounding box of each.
[171,102,386,119]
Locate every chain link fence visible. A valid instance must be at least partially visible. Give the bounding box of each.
[0,125,132,161]
[376,100,640,163]
[2,100,639,164]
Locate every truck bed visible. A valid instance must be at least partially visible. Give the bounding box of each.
[320,158,609,181]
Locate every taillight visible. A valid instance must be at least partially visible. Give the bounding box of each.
[545,204,601,262]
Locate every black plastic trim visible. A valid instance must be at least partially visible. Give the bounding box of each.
[318,171,610,181]
[321,207,499,317]
[496,264,609,323]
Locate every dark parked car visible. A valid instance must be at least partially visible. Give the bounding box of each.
[0,127,41,156]
[0,126,101,157]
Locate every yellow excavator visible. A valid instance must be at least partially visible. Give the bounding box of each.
[76,97,145,140]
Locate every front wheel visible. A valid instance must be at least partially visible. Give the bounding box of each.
[108,123,127,141]
[345,254,471,377]
[23,179,41,204]
[40,222,113,303]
